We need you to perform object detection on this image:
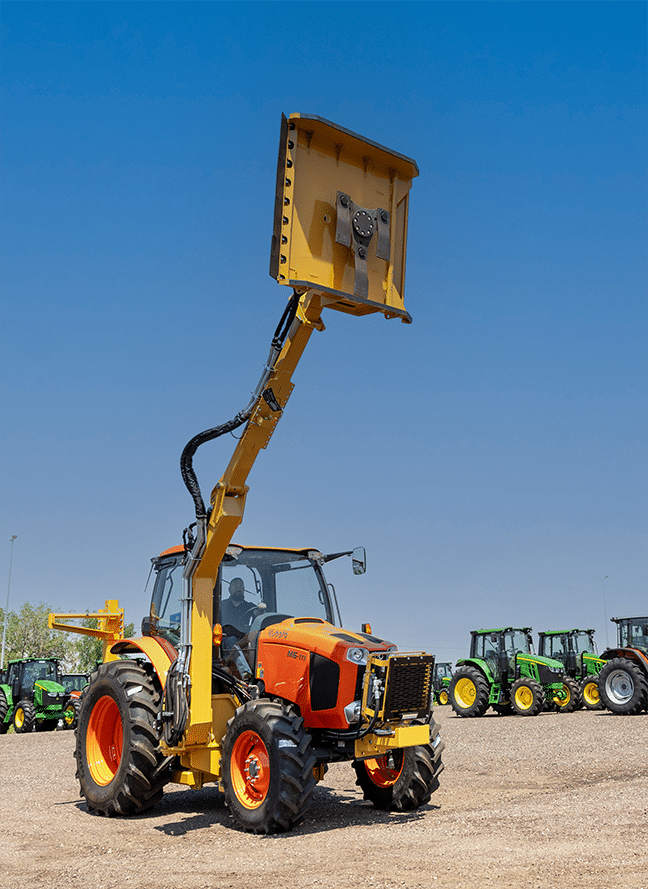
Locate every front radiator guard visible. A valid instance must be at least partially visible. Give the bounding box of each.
[361,652,435,723]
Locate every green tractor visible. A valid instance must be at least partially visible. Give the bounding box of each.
[537,629,604,711]
[59,672,91,729]
[448,627,566,717]
[0,657,71,733]
[597,616,648,715]
[432,662,453,705]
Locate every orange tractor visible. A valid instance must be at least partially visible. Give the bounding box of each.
[50,114,444,833]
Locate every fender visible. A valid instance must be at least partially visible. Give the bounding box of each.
[455,657,497,685]
[601,647,648,669]
[110,636,178,688]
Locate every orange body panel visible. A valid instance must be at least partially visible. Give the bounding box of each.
[255,618,393,730]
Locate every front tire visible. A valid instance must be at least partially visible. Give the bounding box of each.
[13,700,36,733]
[510,678,543,716]
[554,677,580,713]
[438,688,449,706]
[64,697,82,730]
[598,658,648,715]
[352,718,444,811]
[222,698,317,834]
[75,660,170,816]
[449,667,490,717]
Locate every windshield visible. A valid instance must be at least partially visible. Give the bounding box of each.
[24,661,59,686]
[61,675,88,693]
[619,618,648,653]
[149,547,335,646]
[574,632,596,655]
[150,554,184,645]
[436,663,453,679]
[217,548,333,634]
[504,630,531,655]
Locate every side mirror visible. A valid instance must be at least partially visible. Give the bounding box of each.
[352,547,366,575]
[141,617,153,637]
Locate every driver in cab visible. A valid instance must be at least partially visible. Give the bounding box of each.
[221,577,259,635]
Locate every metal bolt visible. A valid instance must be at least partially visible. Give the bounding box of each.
[381,211,389,223]
[357,247,366,259]
[340,194,349,207]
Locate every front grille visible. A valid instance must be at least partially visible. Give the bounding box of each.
[537,664,562,685]
[382,654,434,720]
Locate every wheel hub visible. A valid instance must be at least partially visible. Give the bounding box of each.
[606,669,634,704]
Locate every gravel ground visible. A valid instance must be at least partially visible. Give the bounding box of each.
[1,706,647,889]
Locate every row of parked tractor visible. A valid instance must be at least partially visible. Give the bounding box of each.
[0,659,89,734]
[432,616,648,717]
[2,615,647,734]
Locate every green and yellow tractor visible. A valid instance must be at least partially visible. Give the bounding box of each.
[448,627,566,717]
[0,657,70,733]
[537,629,604,711]
[432,662,453,705]
[60,672,91,729]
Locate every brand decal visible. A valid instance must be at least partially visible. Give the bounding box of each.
[268,629,288,640]
[287,649,306,662]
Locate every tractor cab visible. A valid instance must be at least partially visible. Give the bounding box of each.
[145,543,367,678]
[469,627,534,682]
[6,658,62,702]
[612,616,648,654]
[538,629,598,675]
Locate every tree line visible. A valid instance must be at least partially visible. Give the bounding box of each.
[0,602,134,674]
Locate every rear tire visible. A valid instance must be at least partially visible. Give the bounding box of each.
[554,676,580,713]
[580,675,603,710]
[13,700,36,733]
[449,667,490,717]
[222,698,317,834]
[75,660,170,816]
[0,690,9,734]
[510,678,543,716]
[353,718,444,811]
[598,658,648,715]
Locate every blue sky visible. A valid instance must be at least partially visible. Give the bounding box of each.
[1,1,646,663]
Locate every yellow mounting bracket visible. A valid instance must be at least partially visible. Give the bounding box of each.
[48,599,124,662]
[270,113,418,322]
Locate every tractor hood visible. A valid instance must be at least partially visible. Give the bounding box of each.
[253,617,397,730]
[257,616,395,658]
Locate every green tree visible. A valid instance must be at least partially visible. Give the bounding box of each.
[1,602,76,671]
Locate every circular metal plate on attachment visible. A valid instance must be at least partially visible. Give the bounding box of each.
[352,210,374,238]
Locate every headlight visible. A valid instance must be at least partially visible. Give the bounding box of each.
[344,700,362,724]
[346,647,369,665]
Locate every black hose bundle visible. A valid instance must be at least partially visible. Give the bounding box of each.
[158,658,189,747]
[180,291,301,521]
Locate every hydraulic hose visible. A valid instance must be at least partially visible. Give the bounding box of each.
[180,290,301,520]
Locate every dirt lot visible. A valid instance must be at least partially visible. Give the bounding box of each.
[1,706,647,889]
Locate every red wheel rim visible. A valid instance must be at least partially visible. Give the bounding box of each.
[230,730,270,808]
[87,695,123,785]
[365,750,404,787]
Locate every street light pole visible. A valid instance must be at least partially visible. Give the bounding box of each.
[1,535,17,671]
[598,575,610,647]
